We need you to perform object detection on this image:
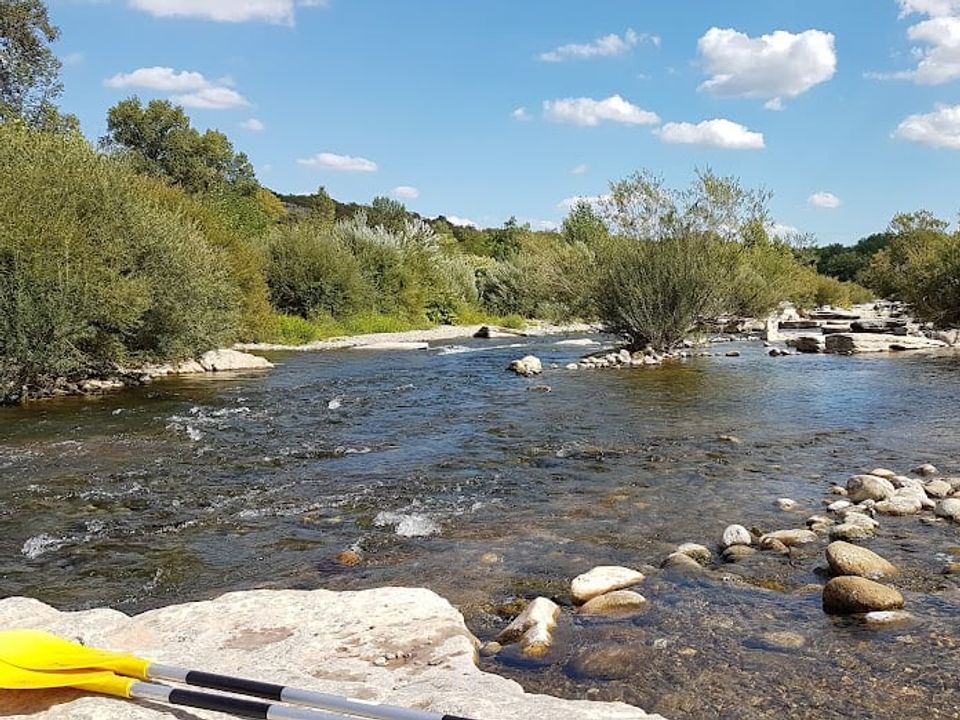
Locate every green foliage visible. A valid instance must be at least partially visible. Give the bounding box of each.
[102,97,256,194]
[812,234,892,281]
[0,0,75,128]
[0,123,239,400]
[269,314,323,345]
[859,212,960,326]
[730,239,811,318]
[562,201,609,245]
[367,196,409,233]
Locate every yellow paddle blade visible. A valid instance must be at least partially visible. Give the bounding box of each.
[0,659,136,698]
[0,630,150,679]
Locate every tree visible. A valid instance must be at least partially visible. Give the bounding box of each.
[0,0,76,129]
[101,97,256,194]
[306,186,337,227]
[367,195,408,233]
[562,200,608,245]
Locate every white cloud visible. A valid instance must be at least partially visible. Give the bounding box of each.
[655,119,765,149]
[571,163,588,175]
[808,192,842,209]
[764,97,785,111]
[511,107,531,121]
[539,29,658,62]
[770,222,801,238]
[240,118,266,132]
[446,215,477,228]
[106,66,250,109]
[558,194,610,210]
[297,152,379,172]
[543,95,660,126]
[172,86,249,109]
[525,219,559,231]
[62,51,85,66]
[894,104,960,147]
[698,27,837,108]
[127,0,324,25]
[392,185,420,199]
[875,4,960,84]
[899,0,960,18]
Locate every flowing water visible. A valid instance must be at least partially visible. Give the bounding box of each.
[2,335,960,719]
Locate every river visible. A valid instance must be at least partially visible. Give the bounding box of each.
[1,334,959,719]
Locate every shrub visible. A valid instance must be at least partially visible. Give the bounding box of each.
[730,240,810,318]
[0,123,239,400]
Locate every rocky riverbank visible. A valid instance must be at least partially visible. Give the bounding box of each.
[0,588,661,720]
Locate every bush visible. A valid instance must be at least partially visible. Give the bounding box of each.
[729,239,810,319]
[0,123,239,400]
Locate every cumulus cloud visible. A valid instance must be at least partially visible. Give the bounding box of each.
[445,215,477,228]
[655,119,765,149]
[392,186,420,199]
[127,0,325,24]
[698,27,837,108]
[539,29,658,62]
[297,153,379,172]
[105,66,250,109]
[558,194,610,210]
[240,118,266,132]
[808,192,842,208]
[871,3,960,84]
[770,222,801,238]
[543,95,660,126]
[894,104,960,147]
[511,107,531,121]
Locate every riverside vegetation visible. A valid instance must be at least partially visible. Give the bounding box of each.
[3,0,960,404]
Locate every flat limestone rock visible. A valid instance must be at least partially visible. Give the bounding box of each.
[571,566,645,605]
[0,589,661,720]
[824,333,947,355]
[198,349,274,372]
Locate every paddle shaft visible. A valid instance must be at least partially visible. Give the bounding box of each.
[132,681,360,720]
[147,665,476,720]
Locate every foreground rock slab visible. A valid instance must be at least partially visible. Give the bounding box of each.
[0,589,661,720]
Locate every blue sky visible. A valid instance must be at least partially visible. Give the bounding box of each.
[51,0,960,244]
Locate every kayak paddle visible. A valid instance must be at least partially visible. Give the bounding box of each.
[0,658,356,719]
[0,630,476,720]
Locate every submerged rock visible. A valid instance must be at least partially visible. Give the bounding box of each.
[864,610,913,626]
[497,597,560,657]
[822,577,905,614]
[825,541,897,579]
[579,590,648,616]
[571,566,645,605]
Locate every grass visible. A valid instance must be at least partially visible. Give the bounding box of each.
[265,309,529,345]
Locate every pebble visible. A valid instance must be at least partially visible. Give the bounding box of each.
[480,552,502,565]
[479,641,502,657]
[661,552,705,571]
[334,550,362,567]
[721,524,753,548]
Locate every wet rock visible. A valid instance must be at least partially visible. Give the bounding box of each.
[892,475,925,490]
[661,552,705,571]
[822,577,905,615]
[759,537,790,555]
[579,590,648,616]
[847,474,896,503]
[825,541,898,579]
[776,498,799,511]
[527,385,552,393]
[571,566,645,605]
[864,610,913,626]
[199,349,273,372]
[935,499,960,522]
[722,545,757,562]
[827,500,852,512]
[913,463,939,477]
[925,479,953,499]
[334,550,362,567]
[480,553,502,565]
[567,646,647,681]
[565,363,579,370]
[496,596,560,656]
[508,356,543,377]
[473,326,492,339]
[874,496,923,516]
[869,468,898,480]
[479,641,502,657]
[830,523,876,541]
[752,631,806,650]
[721,524,752,548]
[840,511,880,529]
[725,351,741,357]
[676,543,712,564]
[829,486,848,496]
[760,529,818,547]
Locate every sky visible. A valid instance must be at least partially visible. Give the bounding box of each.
[49,0,960,244]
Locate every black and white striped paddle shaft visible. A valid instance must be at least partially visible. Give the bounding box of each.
[131,681,358,720]
[147,665,477,720]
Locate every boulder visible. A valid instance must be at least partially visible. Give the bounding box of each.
[508,356,543,377]
[874,496,923,516]
[759,529,818,547]
[825,541,898,579]
[846,475,895,503]
[721,524,752,548]
[661,552,705,571]
[676,543,711,564]
[935,499,960,522]
[925,479,953,499]
[829,523,875,541]
[579,591,648,616]
[570,566,645,605]
[822,577,905,614]
[497,597,560,657]
[198,349,273,372]
[0,589,661,720]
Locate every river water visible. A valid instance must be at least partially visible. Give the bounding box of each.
[2,335,959,719]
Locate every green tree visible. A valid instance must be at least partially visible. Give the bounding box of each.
[101,97,256,194]
[367,196,409,233]
[0,0,76,129]
[307,186,337,227]
[562,200,608,245]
